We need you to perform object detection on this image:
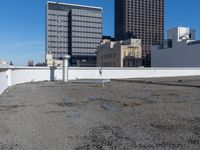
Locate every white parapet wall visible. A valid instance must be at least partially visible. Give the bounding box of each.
[68,67,200,80]
[11,67,51,86]
[0,70,9,94]
[1,67,200,95]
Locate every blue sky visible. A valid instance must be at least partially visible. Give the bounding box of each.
[0,0,199,66]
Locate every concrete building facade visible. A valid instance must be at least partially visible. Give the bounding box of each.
[46,1,102,67]
[97,38,142,67]
[115,0,164,66]
[152,27,200,67]
[0,60,10,69]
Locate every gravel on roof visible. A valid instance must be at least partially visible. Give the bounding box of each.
[0,76,200,150]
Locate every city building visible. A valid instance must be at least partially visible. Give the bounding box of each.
[0,60,10,68]
[115,0,164,66]
[151,27,200,67]
[97,38,142,67]
[46,1,102,67]
[46,53,63,66]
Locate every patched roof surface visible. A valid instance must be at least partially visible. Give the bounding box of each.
[0,77,200,149]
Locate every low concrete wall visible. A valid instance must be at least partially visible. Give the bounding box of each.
[0,71,8,94]
[11,67,51,86]
[68,67,200,80]
[1,67,200,95]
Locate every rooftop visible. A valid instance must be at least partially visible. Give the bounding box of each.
[1,77,200,149]
[48,1,102,11]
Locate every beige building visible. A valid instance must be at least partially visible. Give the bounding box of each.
[97,38,142,67]
[46,53,63,67]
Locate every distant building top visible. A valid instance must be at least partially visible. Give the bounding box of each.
[167,27,196,42]
[0,60,10,68]
[47,1,102,11]
[102,36,115,41]
[155,27,198,50]
[98,38,142,50]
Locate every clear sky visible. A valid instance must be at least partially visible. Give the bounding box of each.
[0,0,199,66]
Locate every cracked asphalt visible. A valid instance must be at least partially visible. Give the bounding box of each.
[0,76,200,150]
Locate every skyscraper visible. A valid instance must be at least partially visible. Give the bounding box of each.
[46,1,102,66]
[115,0,164,66]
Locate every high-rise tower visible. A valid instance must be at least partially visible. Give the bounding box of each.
[46,1,102,66]
[115,0,164,66]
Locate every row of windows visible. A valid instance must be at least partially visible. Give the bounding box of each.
[48,41,69,44]
[72,43,98,48]
[48,24,68,28]
[72,48,97,53]
[48,20,69,25]
[127,1,164,6]
[48,49,69,53]
[48,10,69,16]
[72,21,102,28]
[48,46,69,49]
[100,62,117,67]
[48,35,68,39]
[127,17,164,20]
[72,26,101,33]
[48,3,101,14]
[48,37,68,42]
[48,13,69,18]
[48,43,69,47]
[48,15,68,21]
[48,27,69,32]
[48,32,68,37]
[48,29,69,33]
[72,16,101,23]
[72,9,102,18]
[72,37,100,43]
[72,32,101,38]
[48,19,68,26]
[100,53,116,60]
[127,8,163,12]
[72,30,101,35]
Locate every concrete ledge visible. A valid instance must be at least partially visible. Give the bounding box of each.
[1,67,200,95]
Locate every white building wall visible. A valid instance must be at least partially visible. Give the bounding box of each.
[152,27,200,67]
[1,67,200,95]
[152,42,200,67]
[0,71,8,94]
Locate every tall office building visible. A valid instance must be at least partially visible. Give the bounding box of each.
[115,0,164,66]
[46,1,102,66]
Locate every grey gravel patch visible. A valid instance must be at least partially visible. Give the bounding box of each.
[0,141,20,150]
[101,103,119,112]
[0,105,27,112]
[150,123,181,132]
[143,98,158,104]
[187,139,200,145]
[44,110,67,114]
[1,78,200,149]
[155,141,183,149]
[87,97,108,102]
[55,101,88,107]
[185,96,200,101]
[69,112,81,119]
[75,125,136,150]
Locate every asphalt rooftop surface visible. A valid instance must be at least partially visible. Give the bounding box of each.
[1,76,200,150]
